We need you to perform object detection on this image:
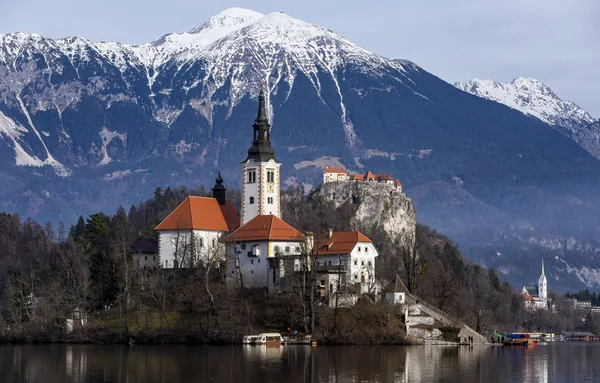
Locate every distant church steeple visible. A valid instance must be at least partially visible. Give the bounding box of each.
[538,258,547,301]
[245,87,276,162]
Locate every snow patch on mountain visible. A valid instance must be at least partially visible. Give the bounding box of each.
[98,128,127,166]
[456,77,600,159]
[0,111,44,167]
[556,256,600,288]
[455,77,595,127]
[294,156,346,170]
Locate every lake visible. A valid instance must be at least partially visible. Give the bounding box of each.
[1,343,599,382]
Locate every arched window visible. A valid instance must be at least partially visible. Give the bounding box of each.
[173,259,179,269]
[212,238,216,247]
[250,197,255,204]
[199,238,204,247]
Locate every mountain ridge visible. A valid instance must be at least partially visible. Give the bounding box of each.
[1,8,600,291]
[455,77,599,159]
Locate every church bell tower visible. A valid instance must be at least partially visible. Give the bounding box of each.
[240,88,282,225]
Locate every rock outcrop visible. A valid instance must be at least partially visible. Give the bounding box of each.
[313,181,416,242]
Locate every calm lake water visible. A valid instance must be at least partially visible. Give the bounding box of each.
[1,343,599,382]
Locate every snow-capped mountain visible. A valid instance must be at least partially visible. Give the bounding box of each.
[455,78,600,159]
[2,8,600,290]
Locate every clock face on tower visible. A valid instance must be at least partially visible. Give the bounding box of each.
[268,184,274,192]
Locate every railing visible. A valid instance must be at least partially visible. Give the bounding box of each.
[314,264,348,273]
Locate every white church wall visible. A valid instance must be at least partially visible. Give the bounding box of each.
[158,230,225,269]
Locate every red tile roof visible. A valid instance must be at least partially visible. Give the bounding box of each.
[323,167,347,174]
[351,174,364,181]
[377,174,393,181]
[314,231,372,255]
[155,196,240,232]
[522,294,535,302]
[394,179,402,187]
[225,215,305,242]
[364,171,376,179]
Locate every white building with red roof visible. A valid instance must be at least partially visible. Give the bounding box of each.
[313,229,379,295]
[225,215,306,290]
[154,174,240,269]
[323,167,350,183]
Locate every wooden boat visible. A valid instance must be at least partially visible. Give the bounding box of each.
[255,333,284,346]
[242,335,259,344]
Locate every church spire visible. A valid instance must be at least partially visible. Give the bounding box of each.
[541,258,545,277]
[244,87,276,162]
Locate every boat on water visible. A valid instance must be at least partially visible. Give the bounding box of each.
[242,335,260,345]
[503,333,536,346]
[255,333,284,346]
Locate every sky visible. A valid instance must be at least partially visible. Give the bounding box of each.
[1,0,599,116]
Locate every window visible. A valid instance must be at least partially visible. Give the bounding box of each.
[165,260,169,268]
[145,256,148,261]
[354,260,357,266]
[174,260,179,269]
[285,246,290,253]
[361,261,365,266]
[274,245,280,252]
[267,170,275,183]
[295,246,300,252]
[212,239,216,247]
[320,279,325,286]
[368,261,372,266]
[251,270,254,274]
[258,259,260,263]
[267,197,273,204]
[247,169,256,183]
[354,275,358,280]
[241,244,247,250]
[365,247,368,253]
[249,197,255,204]
[328,261,332,266]
[199,238,204,247]
[153,256,156,261]
[251,260,254,265]
[358,247,361,252]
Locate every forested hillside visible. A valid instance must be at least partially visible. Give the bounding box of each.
[0,186,596,342]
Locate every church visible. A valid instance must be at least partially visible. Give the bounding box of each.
[520,259,549,310]
[155,88,380,297]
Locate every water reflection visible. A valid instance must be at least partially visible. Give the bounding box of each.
[0,343,598,382]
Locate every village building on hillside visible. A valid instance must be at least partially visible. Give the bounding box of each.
[154,175,240,268]
[520,259,550,310]
[131,237,158,269]
[313,229,378,296]
[322,166,402,191]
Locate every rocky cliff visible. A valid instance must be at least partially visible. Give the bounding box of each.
[313,181,416,242]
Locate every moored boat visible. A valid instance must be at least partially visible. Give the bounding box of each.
[242,335,260,344]
[255,333,284,346]
[503,333,536,346]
